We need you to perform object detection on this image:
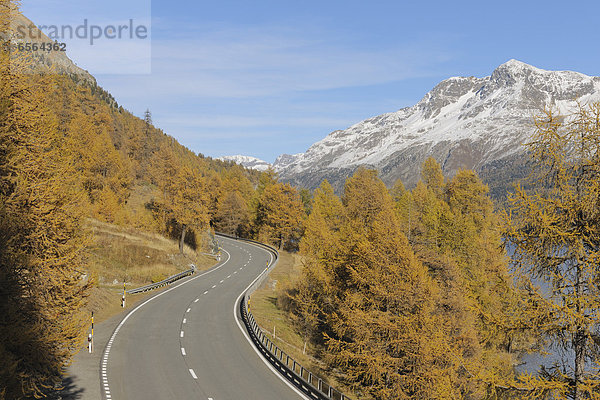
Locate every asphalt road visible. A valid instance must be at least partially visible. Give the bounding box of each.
[102,236,305,400]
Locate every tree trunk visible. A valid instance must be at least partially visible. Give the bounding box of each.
[573,160,585,400]
[179,224,187,254]
[574,328,586,400]
[574,264,585,400]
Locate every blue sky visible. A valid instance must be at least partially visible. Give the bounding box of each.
[21,0,600,162]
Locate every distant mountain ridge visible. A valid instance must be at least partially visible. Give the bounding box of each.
[272,60,600,196]
[218,155,272,171]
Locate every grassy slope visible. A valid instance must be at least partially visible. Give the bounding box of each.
[250,252,366,399]
[83,219,216,324]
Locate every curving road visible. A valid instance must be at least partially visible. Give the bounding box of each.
[101,236,306,400]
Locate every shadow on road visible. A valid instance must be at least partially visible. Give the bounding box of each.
[45,376,85,400]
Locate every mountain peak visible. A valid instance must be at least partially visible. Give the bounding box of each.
[492,59,591,80]
[498,59,534,70]
[273,61,600,193]
[489,59,541,86]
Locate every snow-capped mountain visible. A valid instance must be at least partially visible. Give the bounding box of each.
[273,60,600,195]
[218,155,272,172]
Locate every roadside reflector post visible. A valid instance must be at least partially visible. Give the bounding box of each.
[89,311,94,353]
[121,281,126,308]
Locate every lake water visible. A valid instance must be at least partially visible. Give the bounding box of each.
[506,244,598,376]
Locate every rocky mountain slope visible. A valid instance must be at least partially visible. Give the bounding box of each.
[273,60,600,197]
[2,8,96,85]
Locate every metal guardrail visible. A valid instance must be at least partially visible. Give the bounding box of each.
[216,233,353,400]
[125,264,196,294]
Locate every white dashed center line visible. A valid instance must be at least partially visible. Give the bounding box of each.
[212,285,216,289]
[101,242,235,400]
[220,279,224,283]
[183,318,187,324]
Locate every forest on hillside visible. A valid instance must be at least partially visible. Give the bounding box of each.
[280,106,600,399]
[3,0,600,398]
[0,2,308,397]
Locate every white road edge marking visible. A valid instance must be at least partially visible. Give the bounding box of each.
[100,250,232,400]
[228,242,311,400]
[189,368,198,379]
[181,347,186,356]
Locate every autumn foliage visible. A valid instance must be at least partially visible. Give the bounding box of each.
[0,2,297,397]
[504,104,600,399]
[5,0,600,397]
[0,4,92,397]
[288,164,521,399]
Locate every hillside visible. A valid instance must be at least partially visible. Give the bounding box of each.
[1,7,95,84]
[0,6,274,398]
